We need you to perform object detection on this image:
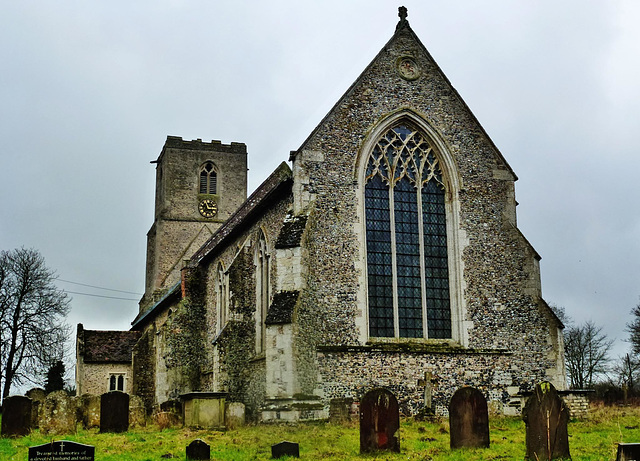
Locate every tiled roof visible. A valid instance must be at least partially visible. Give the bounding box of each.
[81,329,141,363]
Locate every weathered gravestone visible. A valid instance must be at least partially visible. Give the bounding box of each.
[186,439,211,460]
[40,391,76,435]
[78,394,101,429]
[129,394,147,428]
[617,443,640,461]
[225,402,245,429]
[449,386,490,449]
[271,441,300,458]
[28,440,94,461]
[25,388,46,429]
[100,391,129,433]
[359,388,400,454]
[523,381,570,460]
[1,395,32,437]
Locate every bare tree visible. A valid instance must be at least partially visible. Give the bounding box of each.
[0,248,70,400]
[626,301,640,355]
[564,320,613,389]
[612,353,640,391]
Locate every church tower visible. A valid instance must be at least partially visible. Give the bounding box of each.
[142,136,247,310]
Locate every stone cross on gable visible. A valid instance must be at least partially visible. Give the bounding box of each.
[398,6,407,21]
[417,372,437,411]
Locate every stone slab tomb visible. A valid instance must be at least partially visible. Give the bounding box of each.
[1,395,32,437]
[449,386,490,449]
[186,439,211,460]
[40,391,76,435]
[28,440,94,461]
[100,391,129,433]
[617,443,640,461]
[271,441,300,458]
[523,381,570,460]
[359,388,400,453]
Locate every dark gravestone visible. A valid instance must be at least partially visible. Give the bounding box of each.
[523,381,570,460]
[100,391,129,433]
[449,386,490,449]
[617,443,640,461]
[28,440,94,461]
[1,395,32,437]
[271,441,300,458]
[359,388,400,453]
[186,439,210,460]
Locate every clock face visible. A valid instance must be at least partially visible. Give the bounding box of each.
[198,199,218,218]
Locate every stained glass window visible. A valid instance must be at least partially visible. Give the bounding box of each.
[365,124,452,338]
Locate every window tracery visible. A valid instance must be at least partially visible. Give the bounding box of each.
[200,162,217,194]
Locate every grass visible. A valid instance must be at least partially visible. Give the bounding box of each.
[1,404,639,460]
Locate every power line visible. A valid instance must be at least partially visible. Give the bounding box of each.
[64,290,140,301]
[56,278,143,295]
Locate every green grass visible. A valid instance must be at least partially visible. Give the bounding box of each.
[1,405,639,460]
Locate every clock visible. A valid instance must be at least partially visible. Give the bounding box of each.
[198,199,218,218]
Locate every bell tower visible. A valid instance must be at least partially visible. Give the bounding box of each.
[141,136,247,310]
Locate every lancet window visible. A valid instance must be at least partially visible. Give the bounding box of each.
[216,263,228,331]
[200,162,217,194]
[255,233,270,353]
[364,124,451,339]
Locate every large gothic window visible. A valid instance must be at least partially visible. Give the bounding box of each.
[200,162,217,194]
[365,124,451,339]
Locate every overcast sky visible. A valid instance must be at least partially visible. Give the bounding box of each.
[1,1,638,364]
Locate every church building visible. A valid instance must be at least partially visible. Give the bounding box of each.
[78,8,566,420]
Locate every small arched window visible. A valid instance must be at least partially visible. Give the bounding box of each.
[364,124,452,339]
[255,232,270,353]
[200,162,217,194]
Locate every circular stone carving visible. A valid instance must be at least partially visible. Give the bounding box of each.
[397,57,420,80]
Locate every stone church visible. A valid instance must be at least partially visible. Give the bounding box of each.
[77,8,565,420]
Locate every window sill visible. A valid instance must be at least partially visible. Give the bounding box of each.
[317,340,510,355]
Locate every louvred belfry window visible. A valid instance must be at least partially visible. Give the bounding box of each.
[365,124,451,339]
[200,162,217,194]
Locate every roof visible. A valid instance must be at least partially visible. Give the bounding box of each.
[265,291,299,325]
[79,328,141,363]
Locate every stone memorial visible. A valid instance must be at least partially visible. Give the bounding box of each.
[225,402,245,429]
[523,381,570,460]
[359,388,400,453]
[78,394,101,429]
[129,394,147,428]
[39,391,76,435]
[186,439,211,460]
[449,386,490,449]
[1,395,32,437]
[28,440,94,461]
[271,441,300,458]
[25,388,46,429]
[617,443,640,461]
[100,391,129,433]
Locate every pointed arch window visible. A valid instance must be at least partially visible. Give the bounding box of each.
[216,263,228,331]
[255,232,270,354]
[364,124,451,339]
[200,162,217,194]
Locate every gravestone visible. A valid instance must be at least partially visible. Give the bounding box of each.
[28,440,94,461]
[79,394,101,429]
[271,441,300,458]
[449,387,490,449]
[329,398,354,423]
[100,391,129,433]
[359,388,400,453]
[25,388,46,429]
[186,439,210,460]
[225,402,245,429]
[523,381,570,460]
[129,395,147,428]
[156,399,183,427]
[1,395,32,437]
[617,443,640,461]
[39,391,76,435]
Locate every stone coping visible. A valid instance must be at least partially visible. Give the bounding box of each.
[179,392,229,400]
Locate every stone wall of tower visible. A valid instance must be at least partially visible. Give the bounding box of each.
[142,136,247,311]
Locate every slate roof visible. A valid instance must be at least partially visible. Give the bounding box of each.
[80,329,141,363]
[275,214,308,249]
[265,290,299,325]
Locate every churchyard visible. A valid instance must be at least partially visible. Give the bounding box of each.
[1,391,640,460]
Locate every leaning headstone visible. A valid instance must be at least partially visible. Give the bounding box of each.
[25,388,46,429]
[100,391,129,433]
[186,439,211,460]
[225,402,245,429]
[523,381,570,460]
[329,398,354,423]
[40,391,76,435]
[271,441,300,458]
[617,443,640,461]
[1,395,32,437]
[449,387,490,449]
[28,440,94,461]
[359,388,400,453]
